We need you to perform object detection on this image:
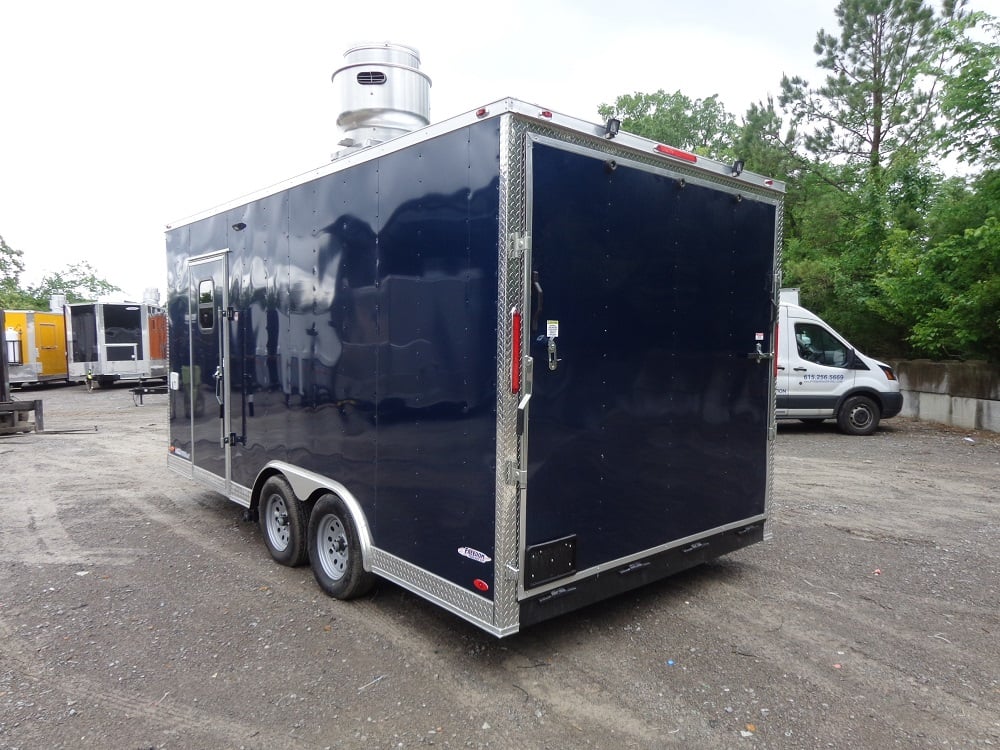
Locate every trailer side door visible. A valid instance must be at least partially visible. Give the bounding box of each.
[188,251,232,490]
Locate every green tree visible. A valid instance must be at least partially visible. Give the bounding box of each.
[775,0,958,354]
[937,12,1000,167]
[876,170,1000,360]
[735,97,802,180]
[598,90,739,161]
[779,0,947,174]
[27,261,121,305]
[1,233,121,309]
[0,234,34,309]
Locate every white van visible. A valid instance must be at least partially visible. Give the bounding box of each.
[776,289,903,435]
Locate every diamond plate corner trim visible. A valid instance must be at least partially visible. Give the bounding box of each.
[371,548,496,628]
[491,113,530,634]
[764,197,784,543]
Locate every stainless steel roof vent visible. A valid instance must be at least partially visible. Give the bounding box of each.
[332,42,431,158]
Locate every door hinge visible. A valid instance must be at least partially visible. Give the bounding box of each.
[504,460,526,487]
[508,232,531,259]
[223,307,237,320]
[224,432,244,446]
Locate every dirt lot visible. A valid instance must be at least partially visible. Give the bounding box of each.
[1,384,998,749]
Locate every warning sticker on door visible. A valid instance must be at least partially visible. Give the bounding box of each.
[546,320,559,338]
[755,332,765,341]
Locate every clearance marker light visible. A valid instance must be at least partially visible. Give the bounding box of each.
[655,144,698,163]
[774,324,779,379]
[473,579,490,592]
[539,110,553,118]
[476,107,489,118]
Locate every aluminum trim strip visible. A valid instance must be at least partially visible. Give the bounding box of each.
[187,248,232,265]
[229,481,251,505]
[192,465,228,495]
[166,453,193,478]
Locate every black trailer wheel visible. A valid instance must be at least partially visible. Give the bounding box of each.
[837,395,880,436]
[308,493,374,599]
[258,476,308,567]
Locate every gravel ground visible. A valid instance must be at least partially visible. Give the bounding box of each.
[1,383,998,749]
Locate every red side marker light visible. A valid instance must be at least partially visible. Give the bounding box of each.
[655,144,697,163]
[774,323,779,379]
[540,110,552,118]
[476,108,489,118]
[511,307,522,393]
[473,579,490,592]
[765,179,774,186]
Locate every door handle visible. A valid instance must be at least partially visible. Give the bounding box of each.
[746,342,774,363]
[793,367,807,372]
[213,365,224,405]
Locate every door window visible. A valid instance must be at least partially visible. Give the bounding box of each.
[198,280,215,331]
[794,323,849,367]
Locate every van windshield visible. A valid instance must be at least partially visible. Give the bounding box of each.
[795,323,849,367]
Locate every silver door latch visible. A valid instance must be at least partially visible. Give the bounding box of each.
[747,343,774,363]
[547,337,560,371]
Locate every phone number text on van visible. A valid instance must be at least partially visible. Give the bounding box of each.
[803,373,845,382]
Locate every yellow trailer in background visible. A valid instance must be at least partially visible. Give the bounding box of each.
[3,310,68,386]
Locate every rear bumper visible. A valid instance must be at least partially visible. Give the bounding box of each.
[518,521,765,628]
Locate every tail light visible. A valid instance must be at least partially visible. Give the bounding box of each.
[511,307,522,393]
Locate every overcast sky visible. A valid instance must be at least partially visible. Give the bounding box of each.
[1,0,997,302]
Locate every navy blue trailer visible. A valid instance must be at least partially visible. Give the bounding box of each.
[165,99,783,636]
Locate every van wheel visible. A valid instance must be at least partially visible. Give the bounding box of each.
[837,395,880,436]
[309,493,374,599]
[259,476,308,567]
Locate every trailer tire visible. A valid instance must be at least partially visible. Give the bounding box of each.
[837,395,880,436]
[258,476,308,567]
[309,493,374,600]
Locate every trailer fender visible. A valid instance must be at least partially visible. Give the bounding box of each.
[252,461,373,572]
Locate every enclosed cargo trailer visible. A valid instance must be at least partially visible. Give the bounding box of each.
[66,302,168,386]
[165,97,783,636]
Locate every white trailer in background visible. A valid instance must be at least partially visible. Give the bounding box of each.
[66,295,168,387]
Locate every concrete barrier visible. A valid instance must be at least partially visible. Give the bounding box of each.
[891,360,1000,433]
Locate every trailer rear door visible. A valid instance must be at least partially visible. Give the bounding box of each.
[522,137,775,592]
[188,251,232,490]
